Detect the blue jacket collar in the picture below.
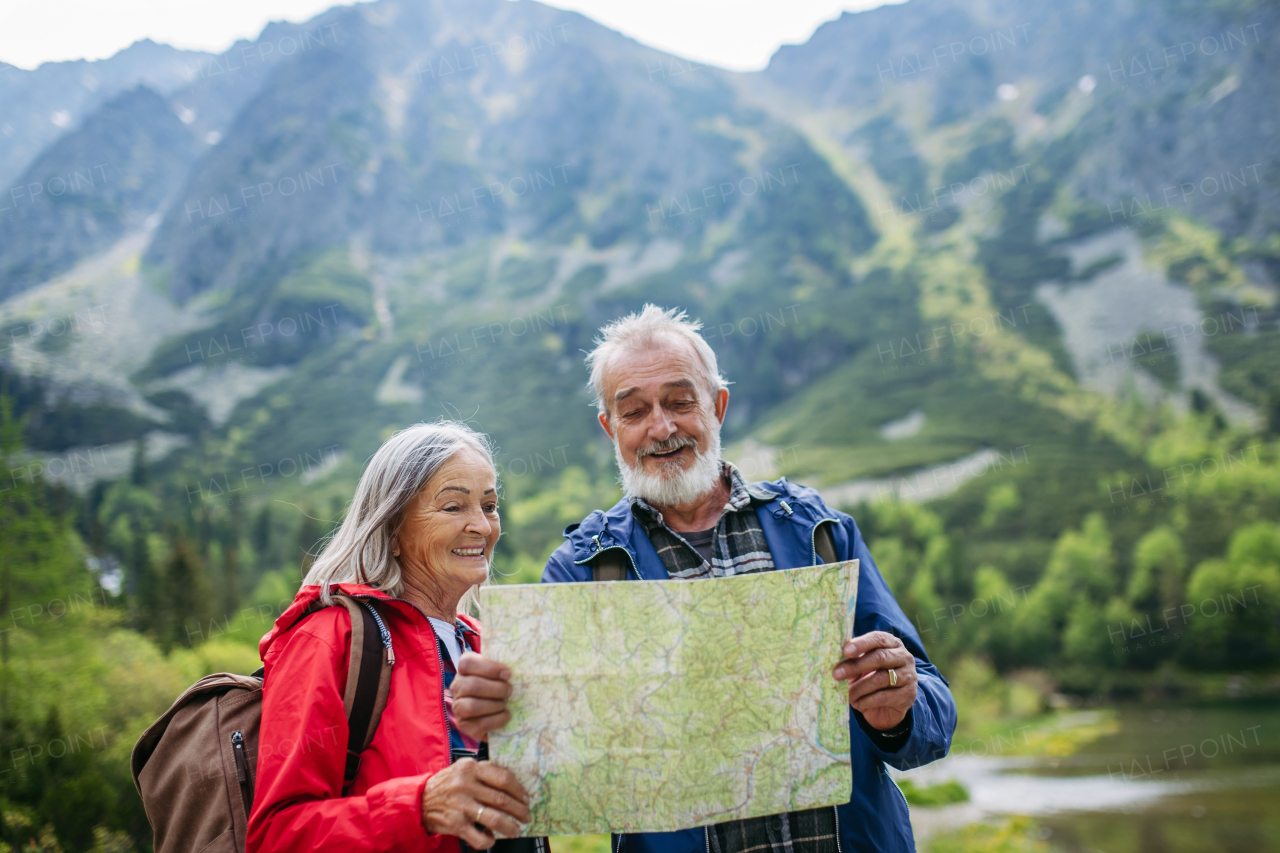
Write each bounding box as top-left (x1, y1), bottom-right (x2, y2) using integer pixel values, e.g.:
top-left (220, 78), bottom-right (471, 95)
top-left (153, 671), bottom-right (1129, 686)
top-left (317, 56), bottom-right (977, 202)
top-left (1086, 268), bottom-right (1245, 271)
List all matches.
top-left (561, 476), bottom-right (814, 570)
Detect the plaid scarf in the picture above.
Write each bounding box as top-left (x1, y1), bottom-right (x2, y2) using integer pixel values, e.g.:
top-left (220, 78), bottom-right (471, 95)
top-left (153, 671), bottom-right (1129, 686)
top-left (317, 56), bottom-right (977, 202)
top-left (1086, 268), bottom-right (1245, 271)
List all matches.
top-left (629, 461), bottom-right (839, 853)
top-left (629, 462), bottom-right (775, 580)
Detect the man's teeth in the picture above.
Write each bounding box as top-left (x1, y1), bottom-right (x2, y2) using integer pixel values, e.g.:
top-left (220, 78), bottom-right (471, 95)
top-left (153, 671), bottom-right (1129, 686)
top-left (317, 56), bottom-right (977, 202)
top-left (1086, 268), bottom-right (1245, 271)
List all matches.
top-left (452, 547), bottom-right (485, 556)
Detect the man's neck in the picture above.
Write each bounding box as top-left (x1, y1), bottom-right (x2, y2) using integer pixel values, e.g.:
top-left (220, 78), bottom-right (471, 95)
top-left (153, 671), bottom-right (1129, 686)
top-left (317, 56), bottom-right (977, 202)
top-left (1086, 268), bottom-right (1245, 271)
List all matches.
top-left (648, 475), bottom-right (731, 533)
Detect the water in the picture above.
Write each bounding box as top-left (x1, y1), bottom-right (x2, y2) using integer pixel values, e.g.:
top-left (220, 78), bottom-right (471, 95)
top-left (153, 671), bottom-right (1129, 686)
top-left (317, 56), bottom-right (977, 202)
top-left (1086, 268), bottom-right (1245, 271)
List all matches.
top-left (897, 700), bottom-right (1280, 852)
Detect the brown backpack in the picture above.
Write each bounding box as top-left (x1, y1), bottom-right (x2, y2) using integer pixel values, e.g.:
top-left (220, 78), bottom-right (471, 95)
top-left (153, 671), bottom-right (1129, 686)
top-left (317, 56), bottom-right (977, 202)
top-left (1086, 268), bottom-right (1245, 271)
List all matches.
top-left (130, 593), bottom-right (394, 853)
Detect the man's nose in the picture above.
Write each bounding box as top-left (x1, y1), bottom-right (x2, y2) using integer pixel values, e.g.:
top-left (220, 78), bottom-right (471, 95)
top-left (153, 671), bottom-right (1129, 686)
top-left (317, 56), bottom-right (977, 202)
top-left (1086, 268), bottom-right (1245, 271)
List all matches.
top-left (646, 407), bottom-right (678, 439)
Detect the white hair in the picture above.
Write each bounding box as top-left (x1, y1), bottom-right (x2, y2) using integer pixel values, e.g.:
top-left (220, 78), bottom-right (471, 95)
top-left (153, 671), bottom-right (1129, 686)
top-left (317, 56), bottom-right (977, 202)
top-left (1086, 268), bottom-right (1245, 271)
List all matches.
top-left (585, 304), bottom-right (728, 416)
top-left (614, 427), bottom-right (723, 506)
top-left (303, 421), bottom-right (495, 608)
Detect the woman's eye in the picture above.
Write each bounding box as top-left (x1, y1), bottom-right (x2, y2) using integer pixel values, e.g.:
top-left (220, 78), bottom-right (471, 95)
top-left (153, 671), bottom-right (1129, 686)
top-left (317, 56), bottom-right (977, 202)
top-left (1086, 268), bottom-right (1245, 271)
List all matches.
top-left (485, 504), bottom-right (498, 513)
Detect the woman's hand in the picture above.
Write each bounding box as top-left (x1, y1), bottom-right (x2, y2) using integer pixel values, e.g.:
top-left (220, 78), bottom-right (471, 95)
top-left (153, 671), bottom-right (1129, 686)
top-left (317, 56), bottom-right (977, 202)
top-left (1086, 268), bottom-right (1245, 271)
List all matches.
top-left (420, 757), bottom-right (530, 848)
top-left (450, 651), bottom-right (513, 741)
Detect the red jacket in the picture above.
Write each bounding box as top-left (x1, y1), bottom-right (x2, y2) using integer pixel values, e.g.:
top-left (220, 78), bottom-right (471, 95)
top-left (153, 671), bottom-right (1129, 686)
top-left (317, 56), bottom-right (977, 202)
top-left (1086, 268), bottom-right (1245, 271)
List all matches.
top-left (247, 583), bottom-right (479, 853)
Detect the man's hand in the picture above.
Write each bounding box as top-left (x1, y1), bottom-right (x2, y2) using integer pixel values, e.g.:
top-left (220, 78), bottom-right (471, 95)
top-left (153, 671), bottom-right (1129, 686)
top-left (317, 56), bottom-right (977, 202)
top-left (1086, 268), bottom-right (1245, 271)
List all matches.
top-left (450, 651), bottom-right (512, 741)
top-left (420, 757), bottom-right (530, 848)
top-left (832, 631), bottom-right (918, 731)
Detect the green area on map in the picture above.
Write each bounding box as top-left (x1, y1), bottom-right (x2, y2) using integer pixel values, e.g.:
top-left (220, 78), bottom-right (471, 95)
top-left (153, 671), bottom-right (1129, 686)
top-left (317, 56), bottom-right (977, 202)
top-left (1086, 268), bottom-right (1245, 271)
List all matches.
top-left (480, 560), bottom-right (859, 836)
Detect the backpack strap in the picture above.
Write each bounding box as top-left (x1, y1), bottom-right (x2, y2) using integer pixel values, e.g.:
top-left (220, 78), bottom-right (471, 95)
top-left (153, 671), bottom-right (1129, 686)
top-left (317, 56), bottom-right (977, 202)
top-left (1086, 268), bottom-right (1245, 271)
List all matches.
top-left (814, 521), bottom-right (838, 565)
top-left (591, 548), bottom-right (629, 582)
top-left (330, 594), bottom-right (393, 795)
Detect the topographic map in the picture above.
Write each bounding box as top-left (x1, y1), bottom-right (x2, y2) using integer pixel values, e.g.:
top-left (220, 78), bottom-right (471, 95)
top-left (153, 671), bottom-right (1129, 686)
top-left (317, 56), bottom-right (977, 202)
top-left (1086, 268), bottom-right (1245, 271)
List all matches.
top-left (480, 560), bottom-right (860, 836)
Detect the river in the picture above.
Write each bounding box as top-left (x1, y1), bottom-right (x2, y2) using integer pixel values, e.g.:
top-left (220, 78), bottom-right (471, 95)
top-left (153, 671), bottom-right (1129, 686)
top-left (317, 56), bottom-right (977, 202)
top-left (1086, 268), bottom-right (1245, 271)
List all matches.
top-left (896, 699), bottom-right (1280, 852)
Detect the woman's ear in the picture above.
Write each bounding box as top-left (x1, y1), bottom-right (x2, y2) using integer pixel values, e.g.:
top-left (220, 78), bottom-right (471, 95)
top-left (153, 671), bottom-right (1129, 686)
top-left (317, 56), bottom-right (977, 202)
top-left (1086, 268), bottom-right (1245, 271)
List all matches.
top-left (390, 536), bottom-right (401, 558)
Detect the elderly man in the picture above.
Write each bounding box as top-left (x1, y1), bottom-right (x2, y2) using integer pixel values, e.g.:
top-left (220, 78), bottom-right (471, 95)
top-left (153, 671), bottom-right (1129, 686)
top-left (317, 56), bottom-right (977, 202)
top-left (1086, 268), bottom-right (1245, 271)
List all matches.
top-left (455, 305), bottom-right (956, 853)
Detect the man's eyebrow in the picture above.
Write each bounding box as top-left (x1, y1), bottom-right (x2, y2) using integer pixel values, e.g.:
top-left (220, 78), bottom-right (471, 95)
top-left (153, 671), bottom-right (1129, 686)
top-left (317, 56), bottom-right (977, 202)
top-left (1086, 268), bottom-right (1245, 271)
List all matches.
top-left (613, 379), bottom-right (697, 404)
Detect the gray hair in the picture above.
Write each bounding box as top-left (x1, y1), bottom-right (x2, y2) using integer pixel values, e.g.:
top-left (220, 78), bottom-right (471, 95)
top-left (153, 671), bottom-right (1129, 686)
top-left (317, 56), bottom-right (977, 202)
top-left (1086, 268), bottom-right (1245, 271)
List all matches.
top-left (303, 421), bottom-right (496, 606)
top-left (585, 304), bottom-right (728, 415)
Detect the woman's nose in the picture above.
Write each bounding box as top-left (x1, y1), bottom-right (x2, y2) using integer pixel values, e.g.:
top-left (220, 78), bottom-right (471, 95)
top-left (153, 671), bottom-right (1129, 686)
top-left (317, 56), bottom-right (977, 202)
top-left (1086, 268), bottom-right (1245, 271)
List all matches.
top-left (464, 508), bottom-right (493, 533)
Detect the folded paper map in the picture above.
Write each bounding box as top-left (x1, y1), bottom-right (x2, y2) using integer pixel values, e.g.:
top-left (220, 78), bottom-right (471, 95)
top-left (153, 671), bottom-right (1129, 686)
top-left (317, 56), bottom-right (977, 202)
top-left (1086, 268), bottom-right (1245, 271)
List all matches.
top-left (480, 559), bottom-right (860, 836)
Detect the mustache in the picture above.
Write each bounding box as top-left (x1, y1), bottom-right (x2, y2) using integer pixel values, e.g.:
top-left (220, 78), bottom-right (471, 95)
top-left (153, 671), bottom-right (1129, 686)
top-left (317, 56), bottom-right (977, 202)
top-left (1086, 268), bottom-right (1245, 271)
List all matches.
top-left (635, 435), bottom-right (698, 462)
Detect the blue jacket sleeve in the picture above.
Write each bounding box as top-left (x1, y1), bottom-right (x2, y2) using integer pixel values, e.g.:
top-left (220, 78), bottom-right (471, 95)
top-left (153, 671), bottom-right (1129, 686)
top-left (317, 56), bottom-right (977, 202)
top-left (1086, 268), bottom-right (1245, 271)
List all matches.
top-left (839, 512), bottom-right (956, 771)
top-left (542, 539), bottom-right (589, 583)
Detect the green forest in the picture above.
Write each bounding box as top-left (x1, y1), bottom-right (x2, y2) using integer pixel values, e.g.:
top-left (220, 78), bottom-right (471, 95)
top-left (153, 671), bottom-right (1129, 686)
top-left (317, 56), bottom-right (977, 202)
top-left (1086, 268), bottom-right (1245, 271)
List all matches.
top-left (1, 360), bottom-right (1277, 850)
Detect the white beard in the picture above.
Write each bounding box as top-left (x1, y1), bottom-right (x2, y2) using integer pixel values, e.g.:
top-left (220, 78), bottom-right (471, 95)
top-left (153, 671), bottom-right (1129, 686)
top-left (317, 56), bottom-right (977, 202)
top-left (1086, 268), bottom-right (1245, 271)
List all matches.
top-left (615, 427), bottom-right (723, 507)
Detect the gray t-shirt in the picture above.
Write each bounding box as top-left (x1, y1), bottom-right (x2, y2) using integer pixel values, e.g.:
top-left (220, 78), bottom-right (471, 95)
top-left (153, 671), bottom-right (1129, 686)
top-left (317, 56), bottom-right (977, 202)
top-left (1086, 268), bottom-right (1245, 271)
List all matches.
top-left (680, 527), bottom-right (717, 564)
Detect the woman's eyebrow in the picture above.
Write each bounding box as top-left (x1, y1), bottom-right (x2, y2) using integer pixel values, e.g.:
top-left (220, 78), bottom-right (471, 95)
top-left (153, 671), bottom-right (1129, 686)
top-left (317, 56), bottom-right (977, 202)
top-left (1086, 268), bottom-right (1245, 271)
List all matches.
top-left (436, 486), bottom-right (470, 497)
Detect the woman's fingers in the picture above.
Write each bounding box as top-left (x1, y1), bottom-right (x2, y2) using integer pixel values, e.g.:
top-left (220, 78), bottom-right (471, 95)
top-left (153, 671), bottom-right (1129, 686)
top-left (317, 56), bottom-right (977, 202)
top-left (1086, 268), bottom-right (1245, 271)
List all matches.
top-left (451, 655), bottom-right (514, 739)
top-left (474, 792), bottom-right (529, 839)
top-left (453, 696), bottom-right (509, 718)
top-left (476, 761), bottom-right (531, 813)
top-left (455, 710), bottom-right (511, 742)
top-left (451, 672), bottom-right (514, 701)
top-left (421, 758), bottom-right (530, 845)
top-left (457, 651), bottom-right (511, 681)
top-left (456, 815), bottom-right (497, 851)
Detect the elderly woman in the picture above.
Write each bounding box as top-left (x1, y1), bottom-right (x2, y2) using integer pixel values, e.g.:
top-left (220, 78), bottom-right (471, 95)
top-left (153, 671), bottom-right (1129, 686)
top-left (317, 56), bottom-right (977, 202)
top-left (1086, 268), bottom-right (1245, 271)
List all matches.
top-left (247, 422), bottom-right (530, 853)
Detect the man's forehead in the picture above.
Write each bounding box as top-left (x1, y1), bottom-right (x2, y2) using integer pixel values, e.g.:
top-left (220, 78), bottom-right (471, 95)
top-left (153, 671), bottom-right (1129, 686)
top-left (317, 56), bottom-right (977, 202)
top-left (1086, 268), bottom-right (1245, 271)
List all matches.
top-left (603, 338), bottom-right (702, 391)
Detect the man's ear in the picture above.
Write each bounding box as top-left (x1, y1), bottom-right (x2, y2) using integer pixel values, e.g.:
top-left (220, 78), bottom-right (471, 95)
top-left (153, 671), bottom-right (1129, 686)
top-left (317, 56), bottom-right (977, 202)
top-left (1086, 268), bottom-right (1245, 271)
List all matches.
top-left (714, 387), bottom-right (730, 424)
top-left (598, 411), bottom-right (616, 440)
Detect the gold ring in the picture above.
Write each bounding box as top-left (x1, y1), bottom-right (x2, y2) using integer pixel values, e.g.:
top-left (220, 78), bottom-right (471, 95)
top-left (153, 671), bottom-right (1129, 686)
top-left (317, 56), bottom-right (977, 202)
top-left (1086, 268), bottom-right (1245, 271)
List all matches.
top-left (476, 806), bottom-right (486, 824)
top-left (888, 668), bottom-right (898, 687)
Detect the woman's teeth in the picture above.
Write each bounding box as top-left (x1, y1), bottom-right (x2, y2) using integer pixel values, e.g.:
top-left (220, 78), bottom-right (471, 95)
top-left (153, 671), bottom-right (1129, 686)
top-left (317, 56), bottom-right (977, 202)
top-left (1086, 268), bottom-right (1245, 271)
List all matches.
top-left (452, 547), bottom-right (486, 556)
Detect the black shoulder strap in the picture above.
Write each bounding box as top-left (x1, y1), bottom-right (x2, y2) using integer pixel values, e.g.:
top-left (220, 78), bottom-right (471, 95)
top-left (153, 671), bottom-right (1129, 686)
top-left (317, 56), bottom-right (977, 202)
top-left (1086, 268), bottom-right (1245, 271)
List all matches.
top-left (332, 595), bottom-right (392, 794)
top-left (814, 521), bottom-right (838, 564)
top-left (591, 549), bottom-right (628, 582)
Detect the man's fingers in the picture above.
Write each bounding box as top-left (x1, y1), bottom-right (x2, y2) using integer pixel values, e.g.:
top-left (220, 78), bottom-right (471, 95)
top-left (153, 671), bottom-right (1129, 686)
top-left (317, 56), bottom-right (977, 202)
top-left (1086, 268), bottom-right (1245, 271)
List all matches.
top-left (451, 673), bottom-right (514, 701)
top-left (846, 667), bottom-right (914, 703)
top-left (476, 760), bottom-right (531, 807)
top-left (457, 650), bottom-right (511, 680)
top-left (833, 645), bottom-right (913, 681)
top-left (841, 630), bottom-right (902, 661)
top-left (852, 681), bottom-right (917, 712)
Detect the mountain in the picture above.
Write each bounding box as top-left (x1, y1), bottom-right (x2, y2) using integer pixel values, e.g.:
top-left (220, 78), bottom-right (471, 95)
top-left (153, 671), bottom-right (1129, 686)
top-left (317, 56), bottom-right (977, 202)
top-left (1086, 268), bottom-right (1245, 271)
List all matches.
top-left (0, 86), bottom-right (202, 299)
top-left (0, 39), bottom-right (214, 188)
top-left (0, 0), bottom-right (1276, 637)
top-left (1, 4), bottom-right (1279, 847)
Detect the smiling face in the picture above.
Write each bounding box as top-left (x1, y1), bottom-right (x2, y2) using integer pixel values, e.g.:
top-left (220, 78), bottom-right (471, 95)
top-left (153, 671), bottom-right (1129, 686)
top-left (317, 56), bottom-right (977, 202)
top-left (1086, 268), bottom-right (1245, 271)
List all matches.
top-left (598, 335), bottom-right (728, 506)
top-left (392, 446), bottom-right (499, 610)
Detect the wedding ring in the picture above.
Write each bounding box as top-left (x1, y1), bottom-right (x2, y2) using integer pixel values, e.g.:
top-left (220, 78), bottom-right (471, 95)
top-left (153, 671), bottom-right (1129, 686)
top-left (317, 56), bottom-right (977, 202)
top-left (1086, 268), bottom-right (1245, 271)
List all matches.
top-left (888, 668), bottom-right (898, 687)
top-left (476, 806), bottom-right (486, 824)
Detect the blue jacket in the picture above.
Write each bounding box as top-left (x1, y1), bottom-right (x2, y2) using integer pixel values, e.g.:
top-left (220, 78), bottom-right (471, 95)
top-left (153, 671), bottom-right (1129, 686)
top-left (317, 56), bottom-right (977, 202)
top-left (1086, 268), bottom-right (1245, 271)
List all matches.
top-left (542, 476), bottom-right (956, 853)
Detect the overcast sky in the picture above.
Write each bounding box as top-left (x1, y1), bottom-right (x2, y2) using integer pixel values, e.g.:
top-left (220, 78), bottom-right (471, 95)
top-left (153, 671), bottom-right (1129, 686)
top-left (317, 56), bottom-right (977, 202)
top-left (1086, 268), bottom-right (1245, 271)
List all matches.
top-left (0, 0), bottom-right (897, 72)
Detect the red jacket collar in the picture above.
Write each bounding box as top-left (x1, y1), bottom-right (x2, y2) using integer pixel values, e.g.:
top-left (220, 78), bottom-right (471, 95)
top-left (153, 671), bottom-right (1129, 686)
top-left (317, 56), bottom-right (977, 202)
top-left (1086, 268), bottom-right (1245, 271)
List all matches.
top-left (259, 583), bottom-right (483, 660)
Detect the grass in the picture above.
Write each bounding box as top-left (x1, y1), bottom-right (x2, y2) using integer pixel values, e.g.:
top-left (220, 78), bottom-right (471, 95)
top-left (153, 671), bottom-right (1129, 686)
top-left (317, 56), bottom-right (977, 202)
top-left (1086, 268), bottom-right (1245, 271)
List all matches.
top-left (900, 779), bottom-right (971, 806)
top-left (549, 835), bottom-right (611, 853)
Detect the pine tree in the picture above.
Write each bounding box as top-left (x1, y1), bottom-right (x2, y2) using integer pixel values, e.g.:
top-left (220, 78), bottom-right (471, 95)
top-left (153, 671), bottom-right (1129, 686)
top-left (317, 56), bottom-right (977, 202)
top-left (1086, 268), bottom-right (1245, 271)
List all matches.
top-left (162, 532), bottom-right (212, 651)
top-left (252, 504), bottom-right (273, 571)
top-left (297, 511), bottom-right (321, 580)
